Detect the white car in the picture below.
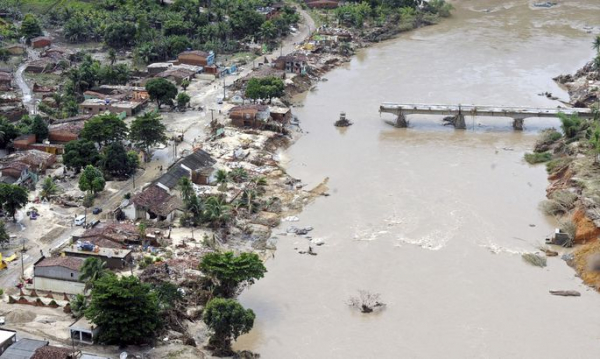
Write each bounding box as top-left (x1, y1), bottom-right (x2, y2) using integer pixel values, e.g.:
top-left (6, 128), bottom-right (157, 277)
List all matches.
top-left (74, 215), bottom-right (86, 226)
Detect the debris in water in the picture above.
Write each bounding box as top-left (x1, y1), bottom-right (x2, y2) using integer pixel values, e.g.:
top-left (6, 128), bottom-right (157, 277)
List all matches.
top-left (549, 290), bottom-right (581, 297)
top-left (347, 290), bottom-right (386, 313)
top-left (335, 112), bottom-right (353, 127)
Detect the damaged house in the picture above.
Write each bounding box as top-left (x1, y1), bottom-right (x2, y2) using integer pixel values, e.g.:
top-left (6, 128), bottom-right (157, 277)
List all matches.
top-left (123, 185), bottom-right (183, 222)
top-left (156, 149), bottom-right (217, 192)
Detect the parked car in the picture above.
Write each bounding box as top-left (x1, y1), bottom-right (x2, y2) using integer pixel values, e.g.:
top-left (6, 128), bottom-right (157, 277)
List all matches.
top-left (92, 207), bottom-right (102, 215)
top-left (74, 215), bottom-right (86, 226)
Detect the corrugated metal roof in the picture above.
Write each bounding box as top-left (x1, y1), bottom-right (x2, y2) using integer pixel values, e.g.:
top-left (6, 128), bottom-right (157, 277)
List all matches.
top-left (0, 338), bottom-right (48, 359)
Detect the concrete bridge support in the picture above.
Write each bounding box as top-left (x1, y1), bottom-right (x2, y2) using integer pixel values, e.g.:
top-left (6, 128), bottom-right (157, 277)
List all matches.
top-left (395, 113), bottom-right (408, 128)
top-left (454, 114), bottom-right (466, 130)
top-left (513, 118), bottom-right (524, 131)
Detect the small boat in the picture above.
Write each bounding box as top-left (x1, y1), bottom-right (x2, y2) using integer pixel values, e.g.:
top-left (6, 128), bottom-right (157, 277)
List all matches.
top-left (334, 112), bottom-right (353, 127)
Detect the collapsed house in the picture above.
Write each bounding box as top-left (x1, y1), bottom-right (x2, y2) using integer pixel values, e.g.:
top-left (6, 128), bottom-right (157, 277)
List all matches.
top-left (123, 185), bottom-right (182, 222)
top-left (0, 149), bottom-right (56, 185)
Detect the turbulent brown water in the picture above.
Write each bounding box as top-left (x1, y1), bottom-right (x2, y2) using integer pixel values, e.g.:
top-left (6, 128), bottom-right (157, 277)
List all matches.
top-left (236, 1), bottom-right (600, 357)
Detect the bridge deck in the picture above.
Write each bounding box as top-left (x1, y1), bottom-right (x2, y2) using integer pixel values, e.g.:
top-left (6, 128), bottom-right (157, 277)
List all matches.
top-left (380, 103), bottom-right (594, 118)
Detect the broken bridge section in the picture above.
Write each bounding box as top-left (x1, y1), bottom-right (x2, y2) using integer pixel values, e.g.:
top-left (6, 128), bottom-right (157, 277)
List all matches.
top-left (379, 103), bottom-right (594, 130)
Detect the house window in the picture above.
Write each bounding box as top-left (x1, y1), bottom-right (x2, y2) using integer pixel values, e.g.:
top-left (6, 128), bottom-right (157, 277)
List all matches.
top-left (71, 273), bottom-right (73, 277)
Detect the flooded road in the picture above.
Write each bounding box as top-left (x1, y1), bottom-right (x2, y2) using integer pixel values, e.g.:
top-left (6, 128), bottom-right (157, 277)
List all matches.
top-left (237, 1), bottom-right (600, 358)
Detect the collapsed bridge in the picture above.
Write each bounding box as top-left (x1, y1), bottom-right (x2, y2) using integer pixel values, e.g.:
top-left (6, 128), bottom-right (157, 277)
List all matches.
top-left (379, 103), bottom-right (595, 130)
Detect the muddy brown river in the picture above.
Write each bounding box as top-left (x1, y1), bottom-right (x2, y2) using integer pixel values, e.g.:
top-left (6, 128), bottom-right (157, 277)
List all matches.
top-left (236, 1), bottom-right (600, 357)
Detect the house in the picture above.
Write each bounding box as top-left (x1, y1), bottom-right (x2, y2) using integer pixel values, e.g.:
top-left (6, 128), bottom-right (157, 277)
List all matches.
top-left (0, 330), bottom-right (16, 356)
top-left (48, 121), bottom-right (85, 143)
top-left (25, 58), bottom-right (56, 73)
top-left (0, 161), bottom-right (32, 185)
top-left (156, 150), bottom-right (216, 191)
top-left (269, 106), bottom-right (292, 124)
top-left (155, 68), bottom-right (196, 85)
top-left (0, 72), bottom-right (11, 91)
top-left (147, 62), bottom-right (173, 75)
top-left (94, 85), bottom-right (150, 101)
top-left (70, 317), bottom-right (100, 345)
top-left (79, 99), bottom-right (145, 117)
top-left (0, 338), bottom-right (48, 359)
top-left (2, 44), bottom-right (26, 55)
top-left (124, 185), bottom-right (182, 222)
top-left (177, 50), bottom-right (215, 67)
top-left (274, 54), bottom-right (308, 74)
top-left (76, 223), bottom-right (142, 247)
top-left (305, 0), bottom-right (339, 8)
top-left (0, 105), bottom-right (27, 122)
top-left (33, 256), bottom-right (85, 295)
top-left (42, 47), bottom-right (74, 61)
top-left (63, 243), bottom-right (132, 269)
top-left (229, 104), bottom-right (270, 128)
top-left (27, 142), bottom-right (64, 155)
top-left (12, 134), bottom-right (36, 150)
top-left (3, 149), bottom-right (56, 172)
top-left (31, 36), bottom-right (52, 48)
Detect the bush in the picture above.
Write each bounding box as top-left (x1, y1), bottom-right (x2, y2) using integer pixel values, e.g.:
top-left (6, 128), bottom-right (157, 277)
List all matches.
top-left (524, 152), bottom-right (552, 164)
top-left (552, 190), bottom-right (578, 210)
top-left (546, 157), bottom-right (572, 174)
top-left (522, 253), bottom-right (547, 267)
top-left (539, 200), bottom-right (566, 216)
top-left (559, 219), bottom-right (577, 247)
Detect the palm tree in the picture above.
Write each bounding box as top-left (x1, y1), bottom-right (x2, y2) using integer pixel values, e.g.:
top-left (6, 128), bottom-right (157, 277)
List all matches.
top-left (215, 169), bottom-right (229, 192)
top-left (178, 177), bottom-right (194, 204)
top-left (79, 257), bottom-right (107, 292)
top-left (203, 196), bottom-right (231, 228)
top-left (593, 35), bottom-right (600, 54)
top-left (70, 293), bottom-right (88, 318)
top-left (108, 48), bottom-right (117, 66)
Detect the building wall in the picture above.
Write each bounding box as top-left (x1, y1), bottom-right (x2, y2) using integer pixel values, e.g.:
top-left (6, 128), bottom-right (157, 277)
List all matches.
top-left (32, 39), bottom-right (51, 48)
top-left (178, 54), bottom-right (208, 66)
top-left (34, 277), bottom-right (85, 295)
top-left (48, 130), bottom-right (78, 143)
top-left (34, 266), bottom-right (81, 282)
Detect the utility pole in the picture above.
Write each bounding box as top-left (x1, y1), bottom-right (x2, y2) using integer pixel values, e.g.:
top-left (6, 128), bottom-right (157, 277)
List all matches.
top-left (209, 109), bottom-right (215, 121)
top-left (132, 171), bottom-right (136, 189)
top-left (222, 75), bottom-right (226, 100)
top-left (20, 239), bottom-right (25, 278)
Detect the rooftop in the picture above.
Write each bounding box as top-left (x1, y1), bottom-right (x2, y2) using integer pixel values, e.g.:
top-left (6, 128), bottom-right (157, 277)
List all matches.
top-left (31, 346), bottom-right (76, 359)
top-left (70, 316), bottom-right (97, 331)
top-left (131, 185), bottom-right (182, 216)
top-left (63, 245), bottom-right (132, 259)
top-left (0, 329), bottom-right (15, 345)
top-left (0, 338), bottom-right (48, 359)
top-left (180, 150), bottom-right (216, 171)
top-left (156, 166), bottom-right (189, 189)
top-left (179, 50), bottom-right (211, 58)
top-left (35, 256), bottom-right (84, 272)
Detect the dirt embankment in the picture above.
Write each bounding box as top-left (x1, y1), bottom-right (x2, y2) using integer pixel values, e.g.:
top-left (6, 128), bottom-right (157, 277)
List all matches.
top-left (545, 60), bottom-right (600, 289)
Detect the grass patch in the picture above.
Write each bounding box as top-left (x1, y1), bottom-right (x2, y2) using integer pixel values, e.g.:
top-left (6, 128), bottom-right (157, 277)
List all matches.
top-left (558, 219), bottom-right (576, 247)
top-left (24, 72), bottom-right (62, 87)
top-left (546, 157), bottom-right (573, 174)
top-left (524, 151), bottom-right (552, 164)
top-left (522, 253), bottom-right (547, 268)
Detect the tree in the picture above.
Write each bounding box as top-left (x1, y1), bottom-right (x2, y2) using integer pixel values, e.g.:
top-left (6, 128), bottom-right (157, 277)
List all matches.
top-left (129, 111), bottom-right (168, 156)
top-left (176, 92), bottom-right (190, 110)
top-left (178, 177), bottom-right (194, 204)
top-left (108, 48), bottom-right (117, 66)
top-left (199, 251), bottom-right (266, 297)
top-left (592, 35), bottom-right (600, 53)
top-left (203, 196), bottom-right (230, 229)
top-left (85, 275), bottom-right (161, 345)
top-left (20, 13), bottom-right (43, 40)
top-left (146, 78), bottom-right (178, 108)
top-left (0, 184), bottom-right (29, 222)
top-left (78, 165), bottom-right (105, 195)
top-left (229, 168), bottom-right (248, 183)
top-left (203, 298), bottom-right (255, 356)
top-left (104, 22), bottom-right (137, 48)
top-left (181, 79), bottom-right (190, 91)
top-left (0, 220), bottom-right (9, 247)
top-left (40, 177), bottom-right (58, 200)
top-left (0, 118), bottom-right (20, 148)
top-left (63, 140), bottom-right (101, 173)
top-left (79, 257), bottom-right (106, 292)
top-left (99, 143), bottom-right (138, 178)
top-left (70, 294), bottom-right (88, 318)
top-left (80, 114), bottom-right (128, 147)
top-left (215, 169), bottom-right (228, 192)
top-left (31, 115), bottom-right (48, 142)
top-left (245, 77), bottom-right (284, 102)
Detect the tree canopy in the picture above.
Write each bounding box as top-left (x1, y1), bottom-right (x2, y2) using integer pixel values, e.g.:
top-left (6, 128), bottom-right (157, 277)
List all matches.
top-left (245, 77), bottom-right (284, 102)
top-left (146, 78), bottom-right (178, 108)
top-left (99, 143), bottom-right (138, 178)
top-left (78, 165), bottom-right (106, 195)
top-left (199, 251), bottom-right (266, 297)
top-left (31, 115), bottom-right (48, 142)
top-left (20, 13), bottom-right (43, 40)
top-left (203, 298), bottom-right (255, 356)
top-left (80, 114), bottom-right (128, 147)
top-left (63, 140), bottom-right (101, 173)
top-left (86, 275), bottom-right (161, 345)
top-left (129, 111), bottom-right (168, 155)
top-left (0, 184), bottom-right (29, 222)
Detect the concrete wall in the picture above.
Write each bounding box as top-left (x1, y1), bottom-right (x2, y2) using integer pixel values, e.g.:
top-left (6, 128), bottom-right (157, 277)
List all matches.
top-left (34, 266), bottom-right (81, 282)
top-left (34, 277), bottom-right (85, 295)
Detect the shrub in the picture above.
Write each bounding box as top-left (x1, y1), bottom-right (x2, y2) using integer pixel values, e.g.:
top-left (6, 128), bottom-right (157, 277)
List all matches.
top-left (559, 219), bottom-right (577, 247)
top-left (539, 200), bottom-right (567, 216)
top-left (552, 190), bottom-right (578, 210)
top-left (524, 152), bottom-right (552, 164)
top-left (546, 157), bottom-right (572, 174)
top-left (82, 193), bottom-right (95, 208)
top-left (522, 253), bottom-right (547, 267)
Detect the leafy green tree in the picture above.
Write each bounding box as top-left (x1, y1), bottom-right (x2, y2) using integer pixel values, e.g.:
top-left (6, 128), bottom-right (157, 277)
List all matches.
top-left (146, 78), bottom-right (178, 108)
top-left (181, 79), bottom-right (190, 91)
top-left (0, 118), bottom-right (20, 148)
top-left (176, 92), bottom-right (190, 110)
top-left (199, 251), bottom-right (266, 297)
top-left (178, 177), bottom-right (194, 204)
top-left (104, 22), bottom-right (137, 48)
top-left (203, 298), bottom-right (255, 356)
top-left (79, 257), bottom-right (107, 292)
top-left (70, 294), bottom-right (88, 318)
top-left (129, 111), bottom-right (168, 156)
top-left (215, 169), bottom-right (228, 192)
top-left (63, 140), bottom-right (101, 173)
top-left (108, 48), bottom-right (117, 66)
top-left (260, 20), bottom-right (277, 41)
top-left (20, 13), bottom-right (43, 40)
top-left (99, 143), bottom-right (138, 178)
top-left (31, 115), bottom-right (48, 142)
top-left (0, 184), bottom-right (29, 222)
top-left (40, 177), bottom-right (58, 200)
top-left (80, 114), bottom-right (128, 147)
top-left (245, 77), bottom-right (284, 102)
top-left (85, 275), bottom-right (161, 345)
top-left (0, 220), bottom-right (9, 246)
top-left (78, 165), bottom-right (106, 195)
top-left (558, 113), bottom-right (583, 139)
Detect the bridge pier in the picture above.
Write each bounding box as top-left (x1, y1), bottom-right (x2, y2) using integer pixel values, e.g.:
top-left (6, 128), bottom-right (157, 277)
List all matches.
top-left (512, 118), bottom-right (524, 131)
top-left (395, 113), bottom-right (408, 128)
top-left (454, 114), bottom-right (466, 130)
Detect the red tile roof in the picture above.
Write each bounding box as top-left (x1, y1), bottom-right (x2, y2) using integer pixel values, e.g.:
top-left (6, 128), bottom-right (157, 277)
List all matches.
top-left (36, 257), bottom-right (84, 271)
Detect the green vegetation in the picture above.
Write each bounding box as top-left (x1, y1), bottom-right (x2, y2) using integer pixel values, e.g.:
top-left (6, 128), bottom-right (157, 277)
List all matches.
top-left (199, 251), bottom-right (266, 298)
top-left (86, 275), bottom-right (161, 345)
top-left (20, 13), bottom-right (42, 40)
top-left (245, 76), bottom-right (285, 102)
top-left (70, 293), bottom-right (88, 318)
top-left (540, 190), bottom-right (578, 216)
top-left (80, 113), bottom-right (128, 148)
top-left (0, 184), bottom-right (29, 222)
top-left (524, 152), bottom-right (552, 164)
top-left (98, 142), bottom-right (138, 178)
top-left (40, 177), bottom-right (58, 200)
top-left (146, 78), bottom-right (178, 108)
top-left (129, 111), bottom-right (168, 157)
top-left (203, 298), bottom-right (255, 356)
top-left (63, 140), bottom-right (101, 173)
top-left (79, 257), bottom-right (107, 292)
top-left (0, 220), bottom-right (9, 246)
top-left (78, 165), bottom-right (106, 195)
